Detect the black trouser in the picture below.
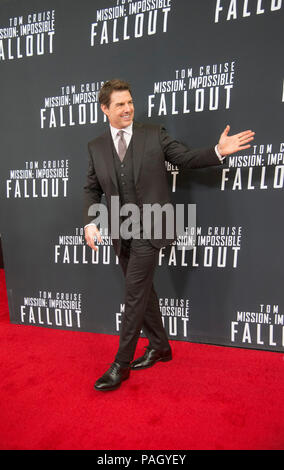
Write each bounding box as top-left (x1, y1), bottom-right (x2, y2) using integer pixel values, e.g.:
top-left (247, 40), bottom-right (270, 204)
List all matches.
top-left (114, 238), bottom-right (170, 365)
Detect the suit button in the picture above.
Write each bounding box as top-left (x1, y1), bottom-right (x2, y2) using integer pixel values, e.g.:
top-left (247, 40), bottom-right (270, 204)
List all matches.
top-left (121, 173), bottom-right (124, 177)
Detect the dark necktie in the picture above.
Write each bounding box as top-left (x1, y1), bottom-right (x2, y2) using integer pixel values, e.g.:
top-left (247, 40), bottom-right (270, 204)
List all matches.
top-left (117, 130), bottom-right (127, 161)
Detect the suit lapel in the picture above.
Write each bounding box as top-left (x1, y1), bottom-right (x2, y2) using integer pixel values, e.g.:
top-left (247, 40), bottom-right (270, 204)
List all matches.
top-left (132, 121), bottom-right (146, 184)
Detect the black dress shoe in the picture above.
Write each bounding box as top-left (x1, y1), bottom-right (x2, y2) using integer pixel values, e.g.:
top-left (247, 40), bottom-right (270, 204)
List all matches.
top-left (94, 362), bottom-right (130, 391)
top-left (130, 347), bottom-right (172, 370)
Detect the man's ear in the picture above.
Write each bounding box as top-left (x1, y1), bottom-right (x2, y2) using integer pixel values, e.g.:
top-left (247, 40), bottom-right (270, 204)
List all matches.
top-left (100, 104), bottom-right (109, 117)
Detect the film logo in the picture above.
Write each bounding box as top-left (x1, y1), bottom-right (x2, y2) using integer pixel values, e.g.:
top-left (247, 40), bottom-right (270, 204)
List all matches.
top-left (40, 82), bottom-right (105, 129)
top-left (20, 289), bottom-right (82, 329)
top-left (6, 159), bottom-right (69, 199)
top-left (231, 303), bottom-right (284, 349)
top-left (90, 0), bottom-right (172, 46)
top-left (0, 10), bottom-right (55, 61)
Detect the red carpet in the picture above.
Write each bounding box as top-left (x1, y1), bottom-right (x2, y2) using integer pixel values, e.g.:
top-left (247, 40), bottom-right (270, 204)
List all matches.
top-left (0, 268), bottom-right (283, 450)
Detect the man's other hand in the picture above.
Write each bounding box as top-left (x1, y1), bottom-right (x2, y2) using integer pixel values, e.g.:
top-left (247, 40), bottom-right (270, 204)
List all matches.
top-left (84, 224), bottom-right (102, 251)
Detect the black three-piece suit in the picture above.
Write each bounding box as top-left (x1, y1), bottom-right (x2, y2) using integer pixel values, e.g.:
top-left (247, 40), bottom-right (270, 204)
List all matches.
top-left (83, 121), bottom-right (221, 365)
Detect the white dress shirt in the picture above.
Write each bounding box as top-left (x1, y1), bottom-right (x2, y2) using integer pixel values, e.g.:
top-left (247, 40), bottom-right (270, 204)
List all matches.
top-left (110, 123), bottom-right (133, 153)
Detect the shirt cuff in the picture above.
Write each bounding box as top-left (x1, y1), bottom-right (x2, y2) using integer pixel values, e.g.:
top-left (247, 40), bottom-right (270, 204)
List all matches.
top-left (84, 223), bottom-right (96, 229)
top-left (215, 144), bottom-right (226, 162)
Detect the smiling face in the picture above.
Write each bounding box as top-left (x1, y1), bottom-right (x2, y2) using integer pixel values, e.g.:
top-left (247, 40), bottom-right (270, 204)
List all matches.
top-left (101, 90), bottom-right (134, 129)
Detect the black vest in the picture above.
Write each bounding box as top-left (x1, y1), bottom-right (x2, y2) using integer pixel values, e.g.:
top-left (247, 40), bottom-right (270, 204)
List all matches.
top-left (112, 139), bottom-right (142, 238)
top-left (112, 138), bottom-right (138, 206)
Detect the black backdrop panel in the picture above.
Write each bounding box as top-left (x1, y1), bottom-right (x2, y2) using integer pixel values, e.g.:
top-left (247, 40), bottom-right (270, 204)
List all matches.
top-left (0, 0), bottom-right (283, 351)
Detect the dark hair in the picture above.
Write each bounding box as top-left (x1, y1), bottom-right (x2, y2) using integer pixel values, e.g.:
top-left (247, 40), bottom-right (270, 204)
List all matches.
top-left (99, 79), bottom-right (132, 108)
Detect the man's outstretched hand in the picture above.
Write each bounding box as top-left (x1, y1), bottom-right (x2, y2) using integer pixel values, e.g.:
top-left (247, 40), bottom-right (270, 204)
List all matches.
top-left (217, 125), bottom-right (255, 157)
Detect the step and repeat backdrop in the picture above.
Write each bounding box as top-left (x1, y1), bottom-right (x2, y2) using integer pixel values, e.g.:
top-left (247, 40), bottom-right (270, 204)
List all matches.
top-left (0, 0), bottom-right (283, 351)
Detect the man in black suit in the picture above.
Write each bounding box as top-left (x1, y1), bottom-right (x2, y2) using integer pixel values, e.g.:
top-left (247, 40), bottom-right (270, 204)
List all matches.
top-left (84, 79), bottom-right (254, 391)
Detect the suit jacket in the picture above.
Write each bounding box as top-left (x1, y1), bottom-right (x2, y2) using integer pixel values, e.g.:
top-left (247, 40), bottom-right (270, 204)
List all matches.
top-left (83, 121), bottom-right (221, 255)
